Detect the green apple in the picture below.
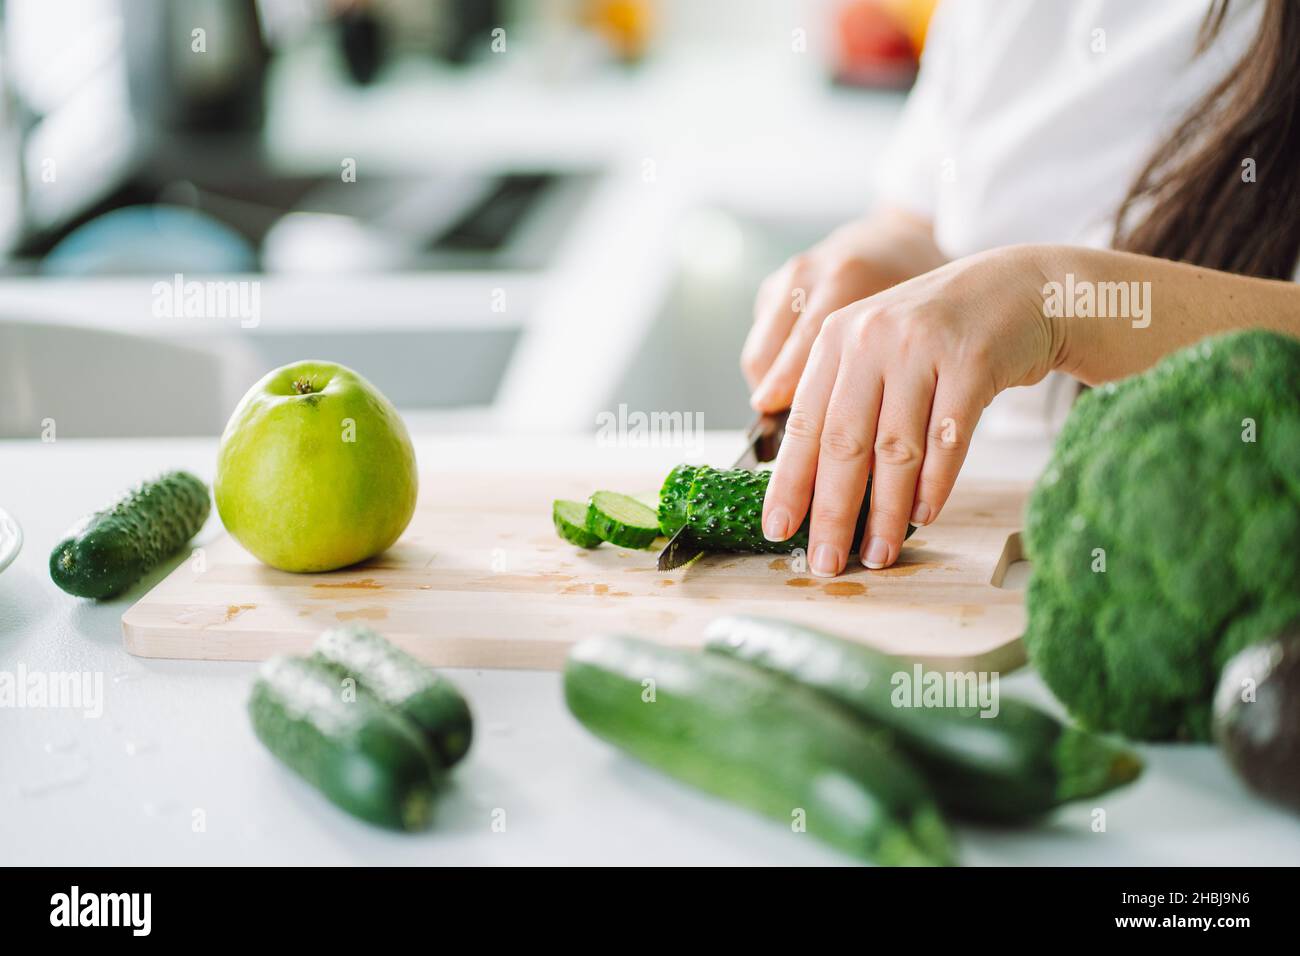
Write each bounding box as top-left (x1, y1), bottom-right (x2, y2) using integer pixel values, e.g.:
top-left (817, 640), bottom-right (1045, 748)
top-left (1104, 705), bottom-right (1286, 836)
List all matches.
top-left (215, 361), bottom-right (418, 573)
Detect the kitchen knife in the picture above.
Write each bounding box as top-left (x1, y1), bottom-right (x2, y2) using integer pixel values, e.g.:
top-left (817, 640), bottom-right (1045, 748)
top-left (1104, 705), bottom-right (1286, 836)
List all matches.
top-left (656, 411), bottom-right (789, 571)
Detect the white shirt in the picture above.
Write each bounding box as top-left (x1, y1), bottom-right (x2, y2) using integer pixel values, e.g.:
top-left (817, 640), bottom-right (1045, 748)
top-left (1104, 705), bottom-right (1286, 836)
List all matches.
top-left (877, 0), bottom-right (1264, 257)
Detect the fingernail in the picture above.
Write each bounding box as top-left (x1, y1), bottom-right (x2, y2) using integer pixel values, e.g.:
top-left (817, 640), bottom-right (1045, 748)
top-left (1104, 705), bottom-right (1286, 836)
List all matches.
top-left (863, 536), bottom-right (889, 569)
top-left (811, 544), bottom-right (841, 577)
top-left (911, 502), bottom-right (932, 525)
top-left (763, 509), bottom-right (790, 541)
top-left (750, 386), bottom-right (771, 410)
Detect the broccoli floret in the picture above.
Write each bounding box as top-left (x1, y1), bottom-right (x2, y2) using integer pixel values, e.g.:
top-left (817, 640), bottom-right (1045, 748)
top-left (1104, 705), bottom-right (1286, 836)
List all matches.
top-left (1024, 329), bottom-right (1300, 740)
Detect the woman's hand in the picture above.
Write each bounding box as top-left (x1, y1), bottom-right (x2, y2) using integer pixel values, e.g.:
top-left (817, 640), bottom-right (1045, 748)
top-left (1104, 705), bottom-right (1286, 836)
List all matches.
top-left (761, 245), bottom-right (1058, 575)
top-left (742, 209), bottom-right (947, 412)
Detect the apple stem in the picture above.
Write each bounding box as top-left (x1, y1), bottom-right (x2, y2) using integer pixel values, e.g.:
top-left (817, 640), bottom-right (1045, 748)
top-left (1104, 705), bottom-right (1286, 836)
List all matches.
top-left (292, 377), bottom-right (317, 395)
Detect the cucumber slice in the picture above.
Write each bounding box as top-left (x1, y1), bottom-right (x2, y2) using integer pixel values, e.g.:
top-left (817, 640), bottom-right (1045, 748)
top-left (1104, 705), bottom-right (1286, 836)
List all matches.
top-left (554, 500), bottom-right (603, 548)
top-left (586, 491), bottom-right (661, 549)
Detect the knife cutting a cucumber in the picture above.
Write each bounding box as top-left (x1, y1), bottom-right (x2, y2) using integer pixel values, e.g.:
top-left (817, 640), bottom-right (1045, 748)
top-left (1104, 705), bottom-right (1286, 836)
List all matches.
top-left (566, 0), bottom-right (1300, 578)
top-left (556, 410), bottom-right (912, 571)
top-left (733, 0), bottom-right (1300, 578)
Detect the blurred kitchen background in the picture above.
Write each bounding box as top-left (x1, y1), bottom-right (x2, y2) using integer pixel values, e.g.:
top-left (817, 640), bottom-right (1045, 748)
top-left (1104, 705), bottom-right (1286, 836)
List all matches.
top-left (0, 0), bottom-right (938, 438)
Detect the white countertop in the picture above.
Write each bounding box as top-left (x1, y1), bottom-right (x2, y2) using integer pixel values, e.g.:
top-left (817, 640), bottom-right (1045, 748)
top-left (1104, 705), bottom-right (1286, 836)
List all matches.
top-left (2, 429), bottom-right (1296, 865)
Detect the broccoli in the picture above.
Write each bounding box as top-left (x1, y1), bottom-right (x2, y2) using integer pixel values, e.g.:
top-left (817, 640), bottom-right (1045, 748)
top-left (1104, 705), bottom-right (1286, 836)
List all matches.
top-left (1023, 329), bottom-right (1300, 741)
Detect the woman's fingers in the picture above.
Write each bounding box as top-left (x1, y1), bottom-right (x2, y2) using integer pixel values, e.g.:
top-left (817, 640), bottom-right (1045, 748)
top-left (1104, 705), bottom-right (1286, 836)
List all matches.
top-left (760, 322), bottom-right (843, 546)
top-left (750, 290), bottom-right (841, 412)
top-left (806, 349), bottom-right (884, 576)
top-left (740, 270), bottom-right (801, 390)
top-left (746, 246), bottom-right (1046, 574)
top-left (911, 374), bottom-right (986, 526)
top-left (861, 361), bottom-right (936, 569)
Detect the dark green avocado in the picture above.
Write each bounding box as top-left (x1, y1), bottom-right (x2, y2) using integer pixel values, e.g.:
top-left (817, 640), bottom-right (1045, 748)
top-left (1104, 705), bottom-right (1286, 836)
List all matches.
top-left (1214, 629), bottom-right (1300, 813)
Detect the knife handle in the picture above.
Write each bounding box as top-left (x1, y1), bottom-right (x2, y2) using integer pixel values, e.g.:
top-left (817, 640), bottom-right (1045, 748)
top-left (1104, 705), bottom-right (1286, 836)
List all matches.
top-left (751, 410), bottom-right (789, 463)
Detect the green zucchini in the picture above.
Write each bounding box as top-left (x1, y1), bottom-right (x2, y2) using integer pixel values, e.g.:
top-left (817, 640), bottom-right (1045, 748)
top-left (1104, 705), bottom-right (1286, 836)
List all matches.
top-left (50, 470), bottom-right (210, 599)
top-left (704, 616), bottom-right (1143, 823)
top-left (586, 491), bottom-right (660, 549)
top-left (313, 625), bottom-right (473, 768)
top-left (676, 466), bottom-right (914, 555)
top-left (564, 635), bottom-right (956, 865)
top-left (553, 499), bottom-right (603, 548)
top-left (248, 654), bottom-right (441, 831)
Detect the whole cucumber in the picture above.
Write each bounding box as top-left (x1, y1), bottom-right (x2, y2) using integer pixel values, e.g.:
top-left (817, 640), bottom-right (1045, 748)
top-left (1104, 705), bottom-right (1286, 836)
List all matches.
top-left (50, 470), bottom-right (210, 599)
top-left (314, 625), bottom-right (473, 768)
top-left (248, 655), bottom-right (441, 831)
top-left (564, 635), bottom-right (956, 865)
top-left (678, 467), bottom-right (913, 555)
top-left (705, 616), bottom-right (1143, 823)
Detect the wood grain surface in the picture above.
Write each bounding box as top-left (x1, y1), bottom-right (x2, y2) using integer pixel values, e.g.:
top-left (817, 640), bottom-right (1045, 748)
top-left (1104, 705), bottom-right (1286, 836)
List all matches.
top-left (122, 471), bottom-right (1032, 671)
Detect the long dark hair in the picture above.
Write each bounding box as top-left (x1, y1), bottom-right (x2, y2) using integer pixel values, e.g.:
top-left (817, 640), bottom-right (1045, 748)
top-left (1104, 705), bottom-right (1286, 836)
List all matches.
top-left (1113, 0), bottom-right (1300, 279)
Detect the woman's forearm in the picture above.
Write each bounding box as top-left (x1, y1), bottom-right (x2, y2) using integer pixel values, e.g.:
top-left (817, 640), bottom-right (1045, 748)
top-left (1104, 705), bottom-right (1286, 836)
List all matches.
top-left (1030, 244), bottom-right (1300, 384)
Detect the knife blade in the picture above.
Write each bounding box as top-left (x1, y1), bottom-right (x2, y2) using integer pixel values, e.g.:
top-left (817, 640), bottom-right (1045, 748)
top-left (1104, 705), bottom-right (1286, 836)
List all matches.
top-left (656, 411), bottom-right (789, 571)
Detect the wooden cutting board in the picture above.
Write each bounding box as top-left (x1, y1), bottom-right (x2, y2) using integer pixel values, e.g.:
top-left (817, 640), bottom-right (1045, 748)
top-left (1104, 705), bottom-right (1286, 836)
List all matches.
top-left (122, 471), bottom-right (1031, 671)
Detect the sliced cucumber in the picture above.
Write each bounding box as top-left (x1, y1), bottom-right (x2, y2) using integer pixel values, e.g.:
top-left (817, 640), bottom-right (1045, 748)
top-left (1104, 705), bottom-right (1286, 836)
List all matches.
top-left (671, 465), bottom-right (916, 556)
top-left (657, 464), bottom-right (698, 536)
top-left (553, 499), bottom-right (603, 548)
top-left (586, 491), bottom-right (660, 549)
top-left (632, 489), bottom-right (660, 513)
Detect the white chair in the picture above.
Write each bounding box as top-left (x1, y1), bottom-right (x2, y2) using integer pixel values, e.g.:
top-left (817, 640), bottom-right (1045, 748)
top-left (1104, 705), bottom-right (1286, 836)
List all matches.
top-left (0, 319), bottom-right (261, 439)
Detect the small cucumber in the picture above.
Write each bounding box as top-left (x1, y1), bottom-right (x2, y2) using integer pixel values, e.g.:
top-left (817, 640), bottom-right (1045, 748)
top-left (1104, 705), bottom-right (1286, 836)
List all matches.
top-left (704, 616), bottom-right (1143, 823)
top-left (50, 470), bottom-right (210, 599)
top-left (665, 466), bottom-right (914, 556)
top-left (248, 655), bottom-right (441, 831)
top-left (585, 491), bottom-right (660, 549)
top-left (314, 625), bottom-right (473, 768)
top-left (564, 635), bottom-right (956, 865)
top-left (553, 499), bottom-right (603, 548)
